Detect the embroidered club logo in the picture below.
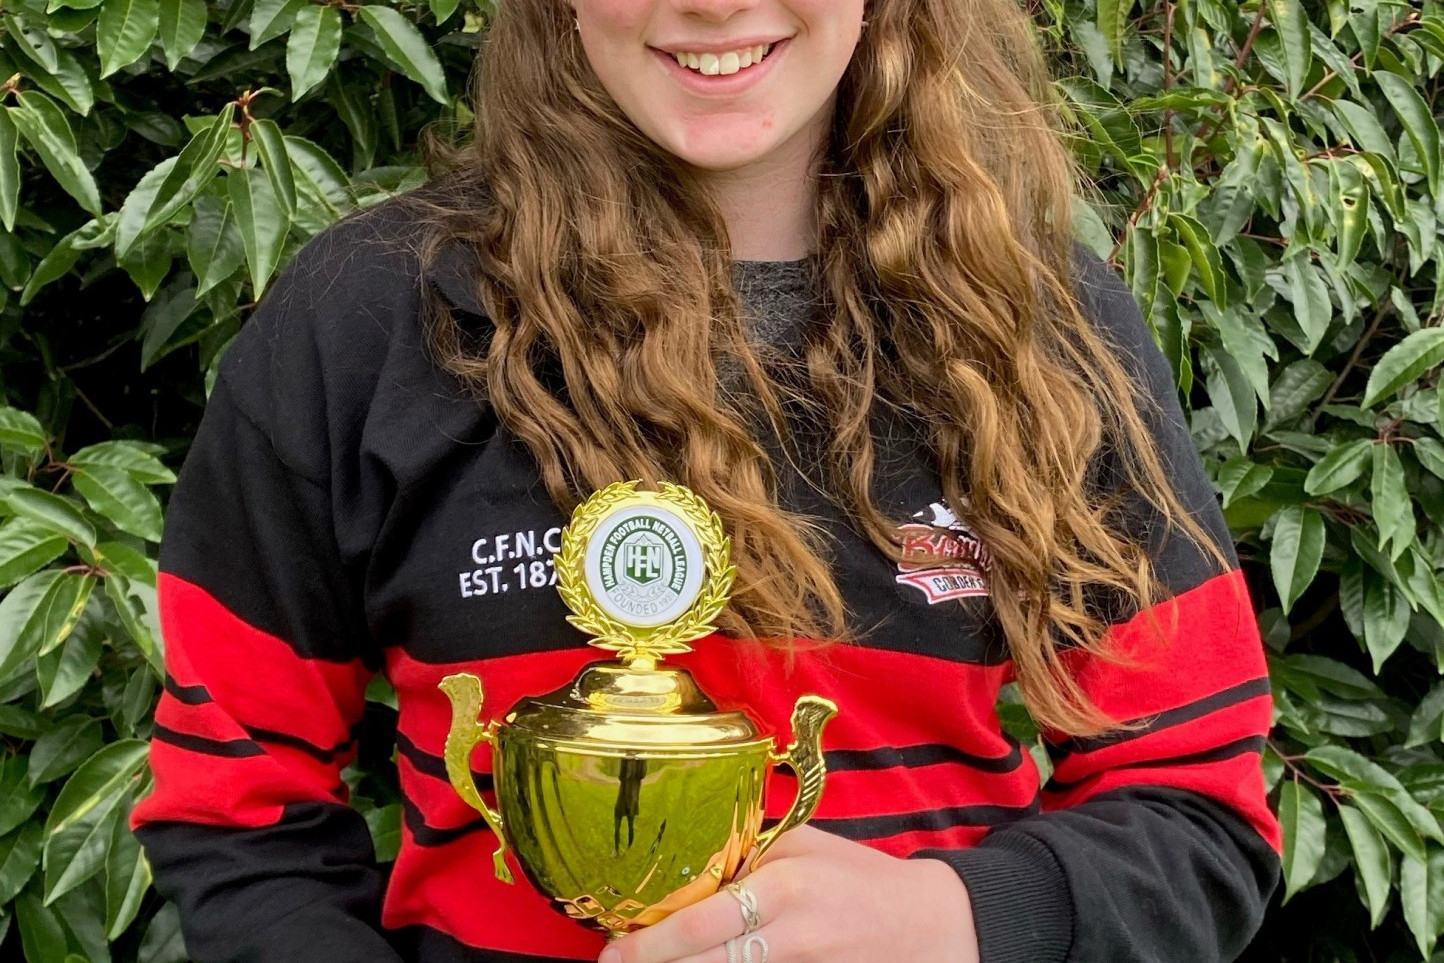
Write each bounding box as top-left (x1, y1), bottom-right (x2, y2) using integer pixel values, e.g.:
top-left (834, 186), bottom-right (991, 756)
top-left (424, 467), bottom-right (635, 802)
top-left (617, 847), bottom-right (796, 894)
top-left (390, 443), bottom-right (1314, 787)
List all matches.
top-left (589, 509), bottom-right (702, 626)
top-left (895, 502), bottom-right (991, 604)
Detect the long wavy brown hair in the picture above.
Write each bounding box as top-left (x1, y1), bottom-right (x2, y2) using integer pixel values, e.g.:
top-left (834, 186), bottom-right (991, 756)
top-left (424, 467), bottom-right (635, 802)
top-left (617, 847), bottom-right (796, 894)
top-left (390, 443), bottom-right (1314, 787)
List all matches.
top-left (411, 0), bottom-right (1227, 736)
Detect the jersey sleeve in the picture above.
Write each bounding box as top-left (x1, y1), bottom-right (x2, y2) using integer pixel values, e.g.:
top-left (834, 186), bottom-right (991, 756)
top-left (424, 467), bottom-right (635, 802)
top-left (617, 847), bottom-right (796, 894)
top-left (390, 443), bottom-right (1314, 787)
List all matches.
top-left (914, 250), bottom-right (1282, 963)
top-left (129, 214), bottom-right (416, 962)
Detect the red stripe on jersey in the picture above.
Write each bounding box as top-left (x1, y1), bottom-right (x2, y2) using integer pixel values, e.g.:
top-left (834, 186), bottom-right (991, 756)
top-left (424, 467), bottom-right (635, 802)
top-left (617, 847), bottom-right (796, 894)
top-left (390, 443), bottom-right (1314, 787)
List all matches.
top-left (383, 825), bottom-right (605, 960)
top-left (862, 825), bottom-right (992, 858)
top-left (1049, 696), bottom-right (1273, 785)
top-left (132, 575), bottom-right (371, 832)
top-left (1056, 569), bottom-right (1265, 724)
top-left (133, 739), bottom-right (340, 829)
top-left (156, 573), bottom-right (372, 751)
top-left (1045, 751), bottom-right (1282, 852)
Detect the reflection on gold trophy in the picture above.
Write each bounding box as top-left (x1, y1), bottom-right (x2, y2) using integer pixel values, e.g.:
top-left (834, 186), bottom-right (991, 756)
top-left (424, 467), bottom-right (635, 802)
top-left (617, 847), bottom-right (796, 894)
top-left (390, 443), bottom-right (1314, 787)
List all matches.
top-left (439, 481), bottom-right (838, 937)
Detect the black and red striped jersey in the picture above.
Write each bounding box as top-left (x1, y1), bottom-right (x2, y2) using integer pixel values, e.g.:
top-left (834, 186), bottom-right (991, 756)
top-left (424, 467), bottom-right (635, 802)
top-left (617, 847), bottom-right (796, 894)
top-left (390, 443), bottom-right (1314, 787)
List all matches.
top-left (130, 199), bottom-right (1281, 963)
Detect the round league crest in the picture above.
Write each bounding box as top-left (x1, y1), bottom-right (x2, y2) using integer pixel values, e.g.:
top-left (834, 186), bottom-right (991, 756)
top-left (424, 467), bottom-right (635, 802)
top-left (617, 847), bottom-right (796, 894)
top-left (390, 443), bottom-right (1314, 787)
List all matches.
top-left (556, 482), bottom-right (736, 664)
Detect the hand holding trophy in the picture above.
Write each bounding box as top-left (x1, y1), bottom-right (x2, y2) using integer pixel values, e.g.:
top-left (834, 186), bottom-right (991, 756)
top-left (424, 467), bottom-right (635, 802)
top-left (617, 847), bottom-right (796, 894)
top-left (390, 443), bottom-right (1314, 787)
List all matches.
top-left (438, 481), bottom-right (838, 938)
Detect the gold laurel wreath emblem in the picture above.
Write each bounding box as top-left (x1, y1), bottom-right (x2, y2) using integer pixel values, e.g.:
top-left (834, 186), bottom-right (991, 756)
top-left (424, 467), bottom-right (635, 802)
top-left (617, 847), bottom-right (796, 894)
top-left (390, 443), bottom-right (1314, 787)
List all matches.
top-left (556, 481), bottom-right (737, 665)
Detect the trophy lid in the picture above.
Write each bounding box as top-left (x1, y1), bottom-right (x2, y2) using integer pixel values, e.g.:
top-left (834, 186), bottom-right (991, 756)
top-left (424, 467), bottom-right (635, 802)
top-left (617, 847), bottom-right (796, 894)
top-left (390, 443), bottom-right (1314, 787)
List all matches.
top-left (503, 662), bottom-right (766, 749)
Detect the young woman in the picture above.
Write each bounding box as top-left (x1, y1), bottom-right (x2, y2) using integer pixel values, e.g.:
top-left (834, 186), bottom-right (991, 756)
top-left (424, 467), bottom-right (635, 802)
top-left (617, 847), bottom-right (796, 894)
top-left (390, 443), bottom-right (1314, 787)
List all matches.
top-left (131, 2), bottom-right (1282, 961)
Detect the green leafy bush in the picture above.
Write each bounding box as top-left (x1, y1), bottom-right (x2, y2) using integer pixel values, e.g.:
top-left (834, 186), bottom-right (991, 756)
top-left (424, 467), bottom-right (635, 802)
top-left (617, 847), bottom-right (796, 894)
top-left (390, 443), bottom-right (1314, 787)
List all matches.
top-left (0, 0), bottom-right (1440, 959)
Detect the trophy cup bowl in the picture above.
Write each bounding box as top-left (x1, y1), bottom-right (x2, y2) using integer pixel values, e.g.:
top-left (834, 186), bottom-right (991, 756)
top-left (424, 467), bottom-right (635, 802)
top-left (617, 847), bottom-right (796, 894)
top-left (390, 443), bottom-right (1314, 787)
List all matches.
top-left (439, 665), bottom-right (836, 936)
top-left (436, 481), bottom-right (838, 938)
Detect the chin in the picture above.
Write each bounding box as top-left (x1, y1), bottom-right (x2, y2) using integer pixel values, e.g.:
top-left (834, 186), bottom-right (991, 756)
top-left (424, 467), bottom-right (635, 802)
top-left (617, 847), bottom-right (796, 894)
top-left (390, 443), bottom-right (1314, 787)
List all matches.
top-left (666, 133), bottom-right (781, 173)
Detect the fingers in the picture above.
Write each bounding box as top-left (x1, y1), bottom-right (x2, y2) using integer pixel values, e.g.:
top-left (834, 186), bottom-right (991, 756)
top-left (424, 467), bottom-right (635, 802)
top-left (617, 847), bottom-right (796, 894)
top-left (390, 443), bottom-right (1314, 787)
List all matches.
top-left (669, 929), bottom-right (779, 963)
top-left (603, 873), bottom-right (787, 963)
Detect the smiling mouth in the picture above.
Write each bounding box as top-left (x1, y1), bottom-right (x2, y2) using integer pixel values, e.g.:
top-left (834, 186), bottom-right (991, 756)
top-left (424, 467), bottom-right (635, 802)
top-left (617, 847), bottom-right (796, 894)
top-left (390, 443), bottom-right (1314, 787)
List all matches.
top-left (665, 41), bottom-right (784, 77)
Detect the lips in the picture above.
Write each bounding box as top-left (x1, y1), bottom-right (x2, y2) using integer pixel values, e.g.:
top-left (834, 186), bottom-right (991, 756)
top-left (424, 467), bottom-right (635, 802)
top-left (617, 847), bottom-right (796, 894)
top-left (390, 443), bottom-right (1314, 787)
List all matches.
top-left (651, 38), bottom-right (790, 95)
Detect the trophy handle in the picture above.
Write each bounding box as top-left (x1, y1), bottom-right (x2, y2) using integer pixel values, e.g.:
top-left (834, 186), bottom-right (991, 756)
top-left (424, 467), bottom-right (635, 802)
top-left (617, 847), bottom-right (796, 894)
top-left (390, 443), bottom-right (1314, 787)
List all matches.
top-left (437, 673), bottom-right (515, 884)
top-left (753, 695), bottom-right (838, 864)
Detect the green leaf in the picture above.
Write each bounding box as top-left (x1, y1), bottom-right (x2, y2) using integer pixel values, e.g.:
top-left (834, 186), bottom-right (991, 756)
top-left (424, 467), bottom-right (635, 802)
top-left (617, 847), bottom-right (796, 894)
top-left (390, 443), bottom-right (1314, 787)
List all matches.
top-left (1329, 158), bottom-right (1369, 269)
top-left (1306, 745), bottom-right (1444, 850)
top-left (1217, 457), bottom-right (1274, 508)
top-left (1305, 438), bottom-right (1373, 494)
top-left (157, 0), bottom-right (206, 70)
top-left (429, 0), bottom-right (460, 26)
top-left (42, 741), bottom-right (148, 905)
top-left (0, 823), bottom-right (44, 906)
top-left (228, 164), bottom-right (289, 297)
top-left (1279, 256), bottom-right (1332, 354)
top-left (1332, 99), bottom-right (1396, 161)
top-left (20, 218), bottom-right (114, 307)
top-left (1355, 791), bottom-right (1428, 864)
top-left (1402, 848), bottom-right (1444, 959)
top-left (69, 441), bottom-right (175, 485)
top-left (1096, 0), bottom-right (1133, 57)
top-left (1408, 680), bottom-right (1444, 748)
top-left (359, 5), bottom-right (449, 104)
top-left (103, 798), bottom-right (149, 939)
top-left (116, 104), bottom-right (235, 259)
top-left (1363, 328), bottom-right (1444, 409)
top-left (1377, 70), bottom-right (1442, 196)
top-left (1338, 804), bottom-right (1392, 928)
top-left (35, 620), bottom-right (102, 709)
top-left (0, 405), bottom-right (48, 458)
top-left (186, 194), bottom-right (247, 297)
top-left (97, 0), bottom-right (161, 77)
top-left (0, 756), bottom-right (46, 836)
top-left (1, 485), bottom-right (95, 546)
top-left (0, 108), bottom-right (18, 233)
top-left (14, 44), bottom-right (96, 116)
top-left (104, 574), bottom-right (162, 673)
top-left (1205, 345), bottom-right (1257, 447)
top-left (1280, 780), bottom-right (1326, 902)
top-left (0, 571), bottom-right (85, 679)
top-left (1169, 213), bottom-right (1226, 305)
top-left (249, 0), bottom-right (302, 50)
top-left (1415, 437), bottom-right (1444, 479)
top-left (1371, 444), bottom-right (1413, 559)
top-left (251, 118), bottom-right (297, 217)
top-left (0, 519), bottom-right (67, 589)
top-left (15, 891), bottom-right (68, 963)
top-left (1271, 506), bottom-right (1325, 614)
top-left (71, 464), bottom-right (164, 542)
top-left (285, 134), bottom-right (352, 224)
top-left (287, 4), bottom-right (342, 99)
top-left (1265, 359), bottom-right (1332, 429)
top-left (28, 716), bottom-right (104, 786)
top-left (1364, 575), bottom-right (1409, 672)
top-left (88, 540), bottom-right (155, 584)
top-left (10, 92), bottom-right (102, 217)
top-left (1268, 0), bottom-right (1312, 97)
top-left (139, 902), bottom-right (186, 963)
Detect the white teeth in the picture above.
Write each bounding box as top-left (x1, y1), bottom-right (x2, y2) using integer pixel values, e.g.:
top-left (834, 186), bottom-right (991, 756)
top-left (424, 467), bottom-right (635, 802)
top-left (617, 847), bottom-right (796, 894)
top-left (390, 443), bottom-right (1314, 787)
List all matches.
top-left (672, 42), bottom-right (773, 76)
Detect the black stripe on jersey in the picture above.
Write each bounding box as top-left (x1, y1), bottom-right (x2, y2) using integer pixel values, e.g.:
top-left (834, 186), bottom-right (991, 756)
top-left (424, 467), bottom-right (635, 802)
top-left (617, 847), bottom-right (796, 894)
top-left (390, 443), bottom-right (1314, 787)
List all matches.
top-left (1046, 735), bottom-right (1268, 791)
top-left (397, 732), bottom-right (495, 790)
top-left (164, 675), bottom-right (212, 704)
top-left (810, 797), bottom-right (1041, 840)
top-left (153, 724), bottom-right (266, 758)
top-left (243, 724), bottom-right (357, 763)
top-left (1050, 677), bottom-right (1273, 756)
top-left (824, 740), bottom-right (1024, 775)
top-left (387, 923), bottom-right (586, 963)
top-left (402, 797), bottom-right (490, 847)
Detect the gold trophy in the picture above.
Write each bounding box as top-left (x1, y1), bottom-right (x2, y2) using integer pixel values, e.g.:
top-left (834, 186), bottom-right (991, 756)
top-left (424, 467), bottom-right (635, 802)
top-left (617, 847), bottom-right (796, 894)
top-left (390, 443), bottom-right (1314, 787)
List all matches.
top-left (438, 481), bottom-right (837, 937)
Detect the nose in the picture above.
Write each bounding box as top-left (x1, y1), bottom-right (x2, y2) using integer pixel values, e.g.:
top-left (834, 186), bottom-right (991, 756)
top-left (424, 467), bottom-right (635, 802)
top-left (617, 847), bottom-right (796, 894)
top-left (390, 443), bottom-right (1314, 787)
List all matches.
top-left (669, 0), bottom-right (761, 22)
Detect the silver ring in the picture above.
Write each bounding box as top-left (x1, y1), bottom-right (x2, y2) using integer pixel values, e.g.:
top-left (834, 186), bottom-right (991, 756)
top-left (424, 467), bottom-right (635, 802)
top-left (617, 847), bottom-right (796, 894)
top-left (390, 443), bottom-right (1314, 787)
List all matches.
top-left (725, 881), bottom-right (762, 934)
top-left (725, 935), bottom-right (769, 963)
